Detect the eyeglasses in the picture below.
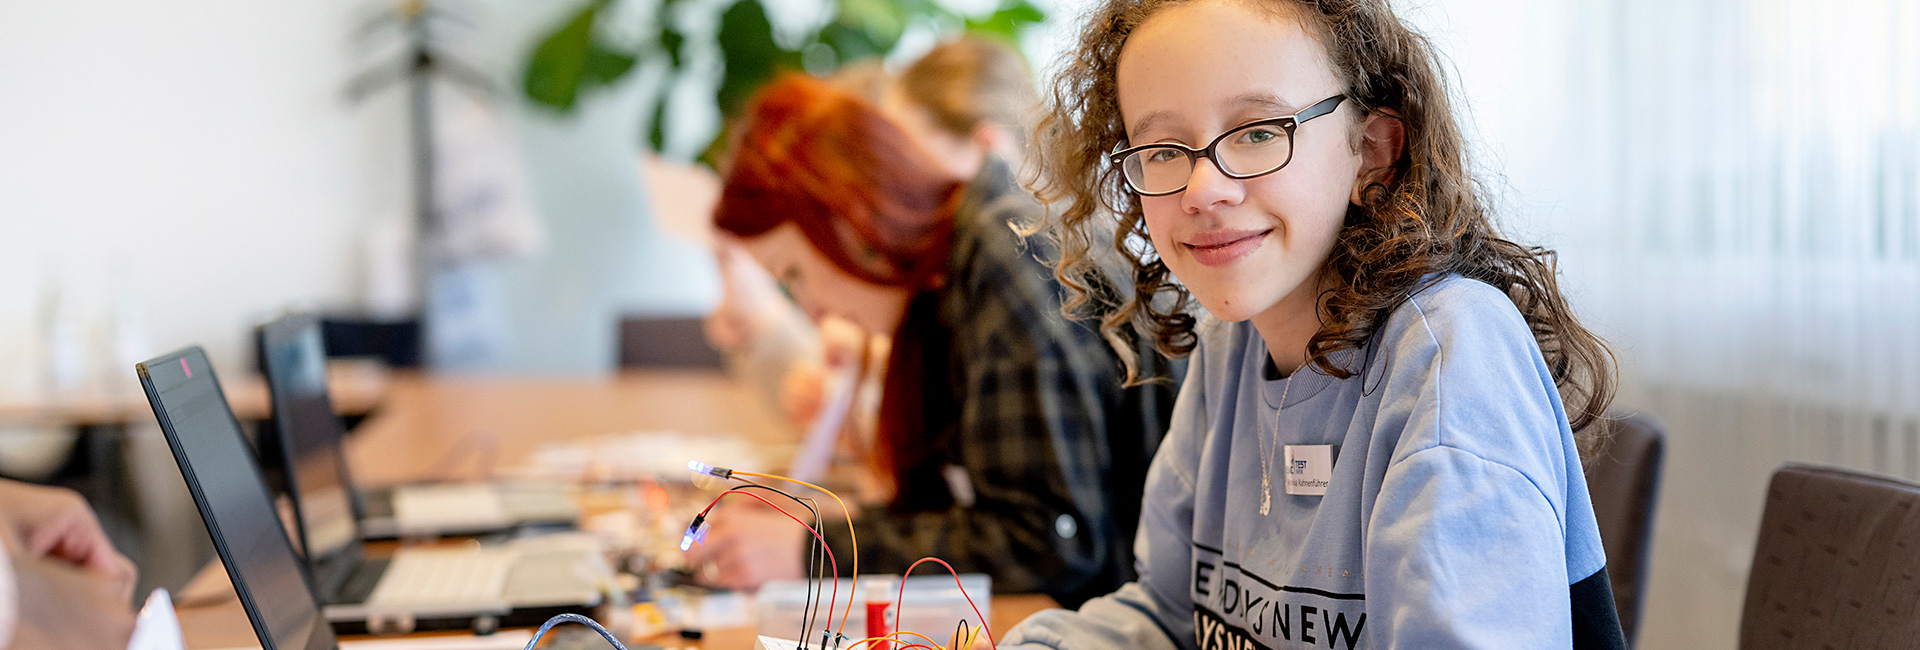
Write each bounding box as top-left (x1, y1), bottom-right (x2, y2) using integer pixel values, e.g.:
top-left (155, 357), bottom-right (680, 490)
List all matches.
top-left (1109, 95), bottom-right (1347, 196)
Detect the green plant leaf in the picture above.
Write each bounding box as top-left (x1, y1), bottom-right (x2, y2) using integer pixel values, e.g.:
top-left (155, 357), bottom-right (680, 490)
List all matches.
top-left (659, 27), bottom-right (686, 68)
top-left (523, 0), bottom-right (626, 111)
top-left (715, 0), bottom-right (802, 118)
top-left (835, 0), bottom-right (909, 50)
top-left (965, 0), bottom-right (1046, 43)
top-left (646, 92), bottom-right (670, 152)
top-left (583, 43), bottom-right (638, 86)
top-left (817, 22), bottom-right (885, 63)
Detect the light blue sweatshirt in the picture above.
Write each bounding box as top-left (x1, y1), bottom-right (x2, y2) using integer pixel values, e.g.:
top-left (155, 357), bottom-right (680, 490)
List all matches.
top-left (1003, 275), bottom-right (1625, 649)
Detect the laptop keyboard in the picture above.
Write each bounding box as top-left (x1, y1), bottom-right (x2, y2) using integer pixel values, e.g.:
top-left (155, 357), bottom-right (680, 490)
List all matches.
top-left (335, 557), bottom-right (391, 605)
top-left (393, 484), bottom-right (510, 533)
top-left (366, 546), bottom-right (515, 607)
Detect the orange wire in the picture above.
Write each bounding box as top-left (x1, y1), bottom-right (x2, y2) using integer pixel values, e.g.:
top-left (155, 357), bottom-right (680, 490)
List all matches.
top-left (700, 489), bottom-right (840, 637)
top-left (731, 470), bottom-right (859, 642)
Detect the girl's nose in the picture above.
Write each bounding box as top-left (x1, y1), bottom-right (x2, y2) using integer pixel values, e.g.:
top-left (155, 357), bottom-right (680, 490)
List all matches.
top-left (1179, 156), bottom-right (1246, 214)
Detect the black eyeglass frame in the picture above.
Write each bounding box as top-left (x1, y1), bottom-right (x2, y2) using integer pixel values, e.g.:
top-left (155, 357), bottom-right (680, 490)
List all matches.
top-left (1109, 94), bottom-right (1349, 197)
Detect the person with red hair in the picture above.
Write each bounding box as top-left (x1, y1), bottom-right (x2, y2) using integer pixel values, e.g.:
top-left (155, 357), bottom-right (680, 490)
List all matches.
top-left (682, 74), bottom-right (1179, 608)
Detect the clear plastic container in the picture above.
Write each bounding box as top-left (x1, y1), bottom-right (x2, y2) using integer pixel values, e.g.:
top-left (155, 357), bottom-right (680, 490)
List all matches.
top-left (756, 573), bottom-right (992, 646)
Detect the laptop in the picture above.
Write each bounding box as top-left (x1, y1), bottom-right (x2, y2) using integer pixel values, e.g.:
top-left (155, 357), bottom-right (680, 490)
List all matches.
top-left (140, 347), bottom-right (610, 637)
top-left (259, 313), bottom-right (579, 540)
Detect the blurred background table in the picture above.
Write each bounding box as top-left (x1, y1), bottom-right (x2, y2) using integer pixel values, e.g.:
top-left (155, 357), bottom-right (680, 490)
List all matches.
top-left (171, 368), bottom-right (1056, 649)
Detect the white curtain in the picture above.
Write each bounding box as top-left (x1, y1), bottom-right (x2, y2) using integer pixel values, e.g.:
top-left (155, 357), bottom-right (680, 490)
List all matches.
top-left (1410, 0), bottom-right (1920, 646)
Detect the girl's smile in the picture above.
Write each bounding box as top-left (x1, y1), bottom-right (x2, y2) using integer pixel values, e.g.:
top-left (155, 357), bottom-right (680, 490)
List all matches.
top-left (1182, 227), bottom-right (1272, 267)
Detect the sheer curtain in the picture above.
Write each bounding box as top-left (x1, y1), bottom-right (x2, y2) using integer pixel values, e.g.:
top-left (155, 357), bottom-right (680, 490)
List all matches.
top-left (1413, 0), bottom-right (1919, 645)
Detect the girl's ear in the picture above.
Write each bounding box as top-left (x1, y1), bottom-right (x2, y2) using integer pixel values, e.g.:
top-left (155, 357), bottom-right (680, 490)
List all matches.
top-left (1349, 108), bottom-right (1407, 206)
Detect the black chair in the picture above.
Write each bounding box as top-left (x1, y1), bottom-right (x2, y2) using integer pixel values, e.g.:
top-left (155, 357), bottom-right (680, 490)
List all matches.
top-left (320, 317), bottom-right (422, 368)
top-left (616, 316), bottom-right (725, 369)
top-left (1740, 464), bottom-right (1920, 649)
top-left (1581, 413), bottom-right (1666, 647)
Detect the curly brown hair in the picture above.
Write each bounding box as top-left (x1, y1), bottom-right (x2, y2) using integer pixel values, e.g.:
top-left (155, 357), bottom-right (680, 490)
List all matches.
top-left (1032, 0), bottom-right (1616, 432)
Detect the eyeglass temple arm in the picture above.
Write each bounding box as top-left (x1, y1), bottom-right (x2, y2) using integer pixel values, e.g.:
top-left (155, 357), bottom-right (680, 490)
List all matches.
top-left (1295, 94), bottom-right (1348, 123)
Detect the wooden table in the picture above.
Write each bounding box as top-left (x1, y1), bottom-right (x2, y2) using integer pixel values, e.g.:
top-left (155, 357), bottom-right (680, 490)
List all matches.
top-left (0, 359), bottom-right (389, 426)
top-left (336, 370), bottom-right (789, 487)
top-left (175, 369), bottom-right (1058, 648)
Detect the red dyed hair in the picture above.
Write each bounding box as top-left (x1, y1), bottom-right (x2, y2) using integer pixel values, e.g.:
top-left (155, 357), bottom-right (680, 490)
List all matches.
top-left (714, 75), bottom-right (968, 494)
top-left (713, 74), bottom-right (964, 291)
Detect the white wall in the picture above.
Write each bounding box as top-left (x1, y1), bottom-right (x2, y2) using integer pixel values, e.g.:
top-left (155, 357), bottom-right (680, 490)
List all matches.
top-left (0, 1), bottom-right (368, 385)
top-left (0, 0), bottom-right (722, 386)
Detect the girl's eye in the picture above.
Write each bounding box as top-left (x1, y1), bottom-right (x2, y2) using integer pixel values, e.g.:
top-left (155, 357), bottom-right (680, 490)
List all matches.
top-left (778, 268), bottom-right (801, 300)
top-left (1146, 148), bottom-right (1185, 164)
top-left (1236, 127), bottom-right (1283, 146)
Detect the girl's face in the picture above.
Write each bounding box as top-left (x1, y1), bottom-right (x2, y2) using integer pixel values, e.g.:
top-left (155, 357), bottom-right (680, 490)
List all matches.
top-left (735, 223), bottom-right (912, 336)
top-left (1116, 0), bottom-right (1362, 325)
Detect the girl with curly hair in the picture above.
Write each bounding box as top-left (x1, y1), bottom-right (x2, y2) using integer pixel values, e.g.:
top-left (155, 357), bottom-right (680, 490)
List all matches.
top-left (1001, 0), bottom-right (1626, 647)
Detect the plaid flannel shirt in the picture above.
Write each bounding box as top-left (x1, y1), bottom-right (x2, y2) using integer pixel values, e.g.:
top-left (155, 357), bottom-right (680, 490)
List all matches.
top-left (820, 159), bottom-right (1181, 608)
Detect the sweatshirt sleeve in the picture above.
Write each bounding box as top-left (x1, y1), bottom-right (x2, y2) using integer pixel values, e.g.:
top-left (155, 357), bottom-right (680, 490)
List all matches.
top-left (1361, 285), bottom-right (1588, 648)
top-left (999, 340), bottom-right (1212, 650)
top-left (1365, 447), bottom-right (1574, 647)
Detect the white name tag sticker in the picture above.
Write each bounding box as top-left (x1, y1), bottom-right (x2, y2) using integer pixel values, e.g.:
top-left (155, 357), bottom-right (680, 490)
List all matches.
top-left (1283, 445), bottom-right (1335, 496)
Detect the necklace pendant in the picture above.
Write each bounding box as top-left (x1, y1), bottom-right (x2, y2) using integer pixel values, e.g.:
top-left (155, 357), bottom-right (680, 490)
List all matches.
top-left (1259, 476), bottom-right (1273, 515)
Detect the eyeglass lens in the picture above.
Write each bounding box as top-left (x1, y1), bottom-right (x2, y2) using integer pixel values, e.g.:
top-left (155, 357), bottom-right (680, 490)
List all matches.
top-left (1120, 122), bottom-right (1294, 195)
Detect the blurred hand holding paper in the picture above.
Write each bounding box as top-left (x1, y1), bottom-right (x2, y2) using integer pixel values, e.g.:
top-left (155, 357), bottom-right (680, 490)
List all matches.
top-left (127, 589), bottom-right (185, 650)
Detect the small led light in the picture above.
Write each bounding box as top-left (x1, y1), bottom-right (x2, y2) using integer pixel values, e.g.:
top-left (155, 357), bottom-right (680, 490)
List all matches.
top-left (679, 519), bottom-right (711, 551)
top-left (687, 460), bottom-right (730, 478)
top-left (687, 460), bottom-right (732, 490)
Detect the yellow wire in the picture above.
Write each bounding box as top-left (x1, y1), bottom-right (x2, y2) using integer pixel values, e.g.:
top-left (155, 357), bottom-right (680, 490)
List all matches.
top-left (733, 470), bottom-right (858, 642)
top-left (841, 631), bottom-right (944, 650)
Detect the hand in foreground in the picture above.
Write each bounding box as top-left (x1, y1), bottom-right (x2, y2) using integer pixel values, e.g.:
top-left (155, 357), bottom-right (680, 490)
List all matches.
top-left (779, 360), bottom-right (833, 429)
top-left (0, 480), bottom-right (136, 600)
top-left (681, 500), bottom-right (811, 590)
top-left (8, 554), bottom-right (138, 650)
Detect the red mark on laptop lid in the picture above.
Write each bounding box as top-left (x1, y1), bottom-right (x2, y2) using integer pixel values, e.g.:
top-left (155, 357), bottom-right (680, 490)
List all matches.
top-left (180, 357), bottom-right (192, 378)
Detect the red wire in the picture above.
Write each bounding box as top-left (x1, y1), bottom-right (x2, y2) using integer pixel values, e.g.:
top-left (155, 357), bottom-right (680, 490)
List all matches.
top-left (700, 489), bottom-right (840, 639)
top-left (896, 557), bottom-right (994, 650)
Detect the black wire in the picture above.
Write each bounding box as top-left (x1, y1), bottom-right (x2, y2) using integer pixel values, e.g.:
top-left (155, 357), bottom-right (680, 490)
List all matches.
top-left (727, 482), bottom-right (820, 645)
top-left (728, 480), bottom-right (828, 647)
top-left (728, 482), bottom-right (823, 647)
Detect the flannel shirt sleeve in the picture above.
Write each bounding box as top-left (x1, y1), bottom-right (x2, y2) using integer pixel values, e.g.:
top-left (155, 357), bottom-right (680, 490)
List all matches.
top-left (817, 188), bottom-right (1128, 604)
top-left (820, 336), bottom-right (1121, 603)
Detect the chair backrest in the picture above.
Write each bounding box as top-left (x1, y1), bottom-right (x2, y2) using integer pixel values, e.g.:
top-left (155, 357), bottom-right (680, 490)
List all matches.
top-left (1740, 464), bottom-right (1920, 649)
top-left (617, 316), bottom-right (725, 369)
top-left (1581, 413), bottom-right (1666, 646)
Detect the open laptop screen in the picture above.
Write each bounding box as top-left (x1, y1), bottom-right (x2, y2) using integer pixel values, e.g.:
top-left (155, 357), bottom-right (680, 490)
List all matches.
top-left (261, 315), bottom-right (359, 561)
top-left (139, 347), bottom-right (337, 650)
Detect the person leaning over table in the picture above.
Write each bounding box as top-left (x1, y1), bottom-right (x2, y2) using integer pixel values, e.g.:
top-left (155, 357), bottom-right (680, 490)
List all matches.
top-left (0, 478), bottom-right (139, 650)
top-left (705, 36), bottom-right (1048, 453)
top-left (682, 74), bottom-right (1181, 609)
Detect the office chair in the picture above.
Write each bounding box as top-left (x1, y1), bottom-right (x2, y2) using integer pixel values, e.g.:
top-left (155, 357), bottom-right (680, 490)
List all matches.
top-left (1740, 464), bottom-right (1920, 649)
top-left (1582, 413), bottom-right (1666, 646)
top-left (616, 315), bottom-right (725, 369)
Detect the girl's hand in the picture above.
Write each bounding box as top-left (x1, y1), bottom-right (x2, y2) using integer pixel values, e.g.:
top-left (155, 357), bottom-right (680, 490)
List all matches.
top-left (680, 501), bottom-right (810, 590)
top-left (0, 480), bottom-right (137, 600)
top-left (780, 361), bottom-right (832, 429)
top-left (7, 554), bottom-right (138, 650)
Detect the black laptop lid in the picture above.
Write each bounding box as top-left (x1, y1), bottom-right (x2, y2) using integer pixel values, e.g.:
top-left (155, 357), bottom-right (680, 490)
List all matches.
top-left (259, 314), bottom-right (364, 574)
top-left (138, 347), bottom-right (337, 650)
